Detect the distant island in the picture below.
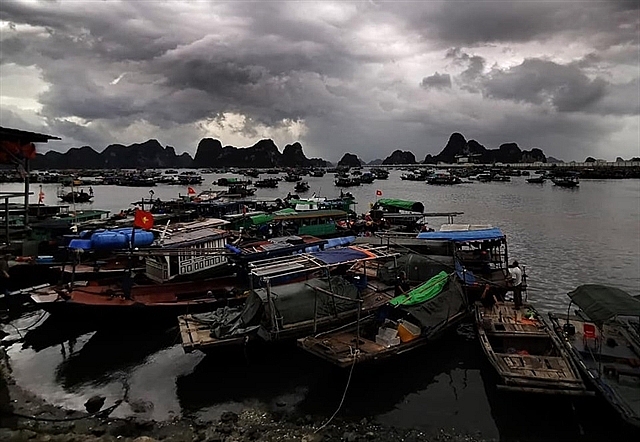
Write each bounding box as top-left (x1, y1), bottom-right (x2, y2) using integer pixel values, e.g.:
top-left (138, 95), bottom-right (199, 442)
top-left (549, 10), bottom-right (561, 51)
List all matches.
top-left (29, 132), bottom-right (634, 170)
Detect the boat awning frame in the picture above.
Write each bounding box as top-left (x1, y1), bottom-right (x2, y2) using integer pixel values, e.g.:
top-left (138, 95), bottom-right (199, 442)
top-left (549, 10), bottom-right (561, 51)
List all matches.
top-left (248, 245), bottom-right (399, 281)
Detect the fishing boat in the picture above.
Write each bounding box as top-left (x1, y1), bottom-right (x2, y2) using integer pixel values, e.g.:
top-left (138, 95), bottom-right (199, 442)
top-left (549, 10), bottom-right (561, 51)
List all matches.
top-left (283, 172), bottom-right (302, 182)
top-left (526, 176), bottom-right (546, 184)
top-left (426, 171), bottom-right (461, 185)
top-left (255, 178), bottom-right (279, 188)
top-left (371, 168), bottom-right (389, 179)
top-left (334, 176), bottom-right (361, 187)
top-left (29, 275), bottom-right (244, 321)
top-left (216, 177), bottom-right (252, 186)
top-left (29, 218), bottom-right (239, 319)
top-left (298, 272), bottom-right (470, 367)
top-left (475, 298), bottom-right (588, 395)
top-left (178, 245), bottom-right (400, 353)
top-left (57, 188), bottom-right (93, 203)
top-left (369, 198), bottom-right (426, 232)
top-left (294, 181), bottom-right (310, 193)
top-left (245, 169), bottom-right (261, 178)
top-left (551, 173), bottom-right (579, 187)
top-left (548, 285), bottom-right (640, 427)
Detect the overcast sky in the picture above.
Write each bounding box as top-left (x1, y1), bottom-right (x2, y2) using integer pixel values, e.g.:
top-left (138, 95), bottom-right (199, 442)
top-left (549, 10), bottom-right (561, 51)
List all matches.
top-left (1, 1), bottom-right (638, 162)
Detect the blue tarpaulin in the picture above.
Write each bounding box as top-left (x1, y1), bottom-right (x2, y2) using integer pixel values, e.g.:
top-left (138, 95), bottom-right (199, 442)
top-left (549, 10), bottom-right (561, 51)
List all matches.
top-left (416, 228), bottom-right (504, 242)
top-left (310, 247), bottom-right (368, 264)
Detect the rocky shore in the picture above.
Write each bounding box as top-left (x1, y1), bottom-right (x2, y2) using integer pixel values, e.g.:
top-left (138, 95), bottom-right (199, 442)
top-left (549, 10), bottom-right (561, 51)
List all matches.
top-left (0, 347), bottom-right (488, 442)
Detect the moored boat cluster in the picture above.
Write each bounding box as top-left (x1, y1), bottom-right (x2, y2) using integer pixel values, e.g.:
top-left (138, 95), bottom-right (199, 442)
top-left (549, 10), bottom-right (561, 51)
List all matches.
top-left (1, 177), bottom-right (639, 432)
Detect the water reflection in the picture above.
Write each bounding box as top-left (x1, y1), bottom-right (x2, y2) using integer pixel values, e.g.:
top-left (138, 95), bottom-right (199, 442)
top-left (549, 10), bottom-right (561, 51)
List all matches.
top-left (54, 326), bottom-right (178, 390)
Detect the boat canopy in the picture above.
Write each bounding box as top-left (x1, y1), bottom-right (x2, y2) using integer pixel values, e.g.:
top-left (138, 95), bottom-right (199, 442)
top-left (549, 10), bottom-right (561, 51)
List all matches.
top-left (250, 214), bottom-right (274, 225)
top-left (309, 247), bottom-right (370, 265)
top-left (387, 274), bottom-right (467, 330)
top-left (569, 284), bottom-right (640, 323)
top-left (374, 198), bottom-right (424, 213)
top-left (416, 227), bottom-right (505, 241)
top-left (390, 271), bottom-right (449, 306)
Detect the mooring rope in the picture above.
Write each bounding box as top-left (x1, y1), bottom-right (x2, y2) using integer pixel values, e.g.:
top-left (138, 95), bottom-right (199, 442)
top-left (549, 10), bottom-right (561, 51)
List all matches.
top-left (314, 347), bottom-right (358, 433)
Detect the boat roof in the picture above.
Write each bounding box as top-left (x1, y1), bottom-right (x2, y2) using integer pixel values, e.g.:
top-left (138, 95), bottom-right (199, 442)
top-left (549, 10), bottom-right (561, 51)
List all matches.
top-left (248, 245), bottom-right (398, 279)
top-left (274, 209), bottom-right (347, 220)
top-left (416, 225), bottom-right (505, 241)
top-left (569, 284), bottom-right (640, 322)
top-left (154, 218), bottom-right (229, 247)
top-left (374, 198), bottom-right (424, 213)
top-left (227, 235), bottom-right (327, 256)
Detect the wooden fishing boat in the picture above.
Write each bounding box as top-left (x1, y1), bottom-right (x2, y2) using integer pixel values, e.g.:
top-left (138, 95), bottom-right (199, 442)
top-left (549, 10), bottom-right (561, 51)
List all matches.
top-left (179, 245), bottom-right (400, 353)
top-left (29, 275), bottom-right (246, 321)
top-left (551, 173), bottom-right (579, 187)
top-left (475, 300), bottom-right (588, 395)
top-left (58, 190), bottom-right (93, 203)
top-left (294, 181), bottom-right (310, 193)
top-left (284, 173), bottom-right (302, 182)
top-left (549, 285), bottom-right (640, 427)
top-left (255, 178), bottom-right (279, 188)
top-left (334, 176), bottom-right (361, 187)
top-left (297, 272), bottom-right (470, 367)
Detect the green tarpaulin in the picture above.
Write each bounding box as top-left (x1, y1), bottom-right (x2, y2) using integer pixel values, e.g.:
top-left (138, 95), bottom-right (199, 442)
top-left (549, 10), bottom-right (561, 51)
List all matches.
top-left (374, 198), bottom-right (424, 213)
top-left (569, 284), bottom-right (640, 323)
top-left (274, 208), bottom-right (297, 216)
top-left (390, 271), bottom-right (449, 306)
top-left (250, 214), bottom-right (274, 225)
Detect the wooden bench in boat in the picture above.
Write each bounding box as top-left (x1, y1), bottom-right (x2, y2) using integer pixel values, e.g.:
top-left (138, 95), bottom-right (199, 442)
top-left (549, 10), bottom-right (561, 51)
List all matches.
top-left (495, 353), bottom-right (578, 380)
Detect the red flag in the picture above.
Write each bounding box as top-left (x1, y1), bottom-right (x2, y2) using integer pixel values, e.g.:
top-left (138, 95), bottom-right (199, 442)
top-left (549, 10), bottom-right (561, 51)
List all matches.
top-left (376, 189), bottom-right (383, 196)
top-left (38, 188), bottom-right (45, 204)
top-left (187, 186), bottom-right (196, 195)
top-left (134, 209), bottom-right (154, 230)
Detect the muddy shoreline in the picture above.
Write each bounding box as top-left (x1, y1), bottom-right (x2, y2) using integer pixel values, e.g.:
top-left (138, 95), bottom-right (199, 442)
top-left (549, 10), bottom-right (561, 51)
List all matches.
top-left (0, 345), bottom-right (486, 442)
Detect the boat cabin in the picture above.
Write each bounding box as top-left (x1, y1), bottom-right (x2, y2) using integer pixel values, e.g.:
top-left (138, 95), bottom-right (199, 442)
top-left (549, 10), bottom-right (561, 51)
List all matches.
top-left (416, 224), bottom-right (510, 299)
top-left (145, 218), bottom-right (230, 283)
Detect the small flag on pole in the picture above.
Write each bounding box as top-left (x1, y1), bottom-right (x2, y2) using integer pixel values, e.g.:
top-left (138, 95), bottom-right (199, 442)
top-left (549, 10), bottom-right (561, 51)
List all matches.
top-left (133, 209), bottom-right (154, 230)
top-left (187, 186), bottom-right (196, 195)
top-left (376, 189), bottom-right (383, 197)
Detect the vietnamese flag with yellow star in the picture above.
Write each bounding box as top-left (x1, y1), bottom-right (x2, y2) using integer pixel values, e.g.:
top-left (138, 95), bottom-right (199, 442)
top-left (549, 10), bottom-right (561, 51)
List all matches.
top-left (134, 209), bottom-right (154, 230)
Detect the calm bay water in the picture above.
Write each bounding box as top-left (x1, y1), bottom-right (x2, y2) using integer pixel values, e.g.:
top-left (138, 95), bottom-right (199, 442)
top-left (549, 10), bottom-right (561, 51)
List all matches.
top-left (2, 171), bottom-right (639, 441)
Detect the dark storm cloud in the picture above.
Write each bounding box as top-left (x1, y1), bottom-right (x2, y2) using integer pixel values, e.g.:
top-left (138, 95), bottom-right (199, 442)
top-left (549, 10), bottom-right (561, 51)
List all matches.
top-left (482, 59), bottom-right (608, 112)
top-left (0, 1), bottom-right (638, 160)
top-left (0, 2), bottom-right (181, 63)
top-left (420, 73), bottom-right (451, 89)
top-left (403, 1), bottom-right (639, 48)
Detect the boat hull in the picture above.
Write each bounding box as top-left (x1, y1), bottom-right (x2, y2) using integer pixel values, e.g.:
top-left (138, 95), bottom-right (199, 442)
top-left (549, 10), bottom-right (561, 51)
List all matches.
top-left (475, 302), bottom-right (588, 395)
top-left (30, 277), bottom-right (246, 323)
top-left (549, 313), bottom-right (640, 427)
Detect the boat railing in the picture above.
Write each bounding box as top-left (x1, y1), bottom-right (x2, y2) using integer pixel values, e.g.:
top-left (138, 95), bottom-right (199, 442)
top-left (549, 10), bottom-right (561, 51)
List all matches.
top-left (305, 282), bottom-right (365, 351)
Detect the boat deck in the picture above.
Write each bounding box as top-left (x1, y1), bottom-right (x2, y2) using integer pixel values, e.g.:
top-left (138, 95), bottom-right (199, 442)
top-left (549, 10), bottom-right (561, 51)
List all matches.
top-left (179, 315), bottom-right (247, 352)
top-left (495, 353), bottom-right (579, 380)
top-left (481, 303), bottom-right (546, 336)
top-left (477, 302), bottom-right (588, 394)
